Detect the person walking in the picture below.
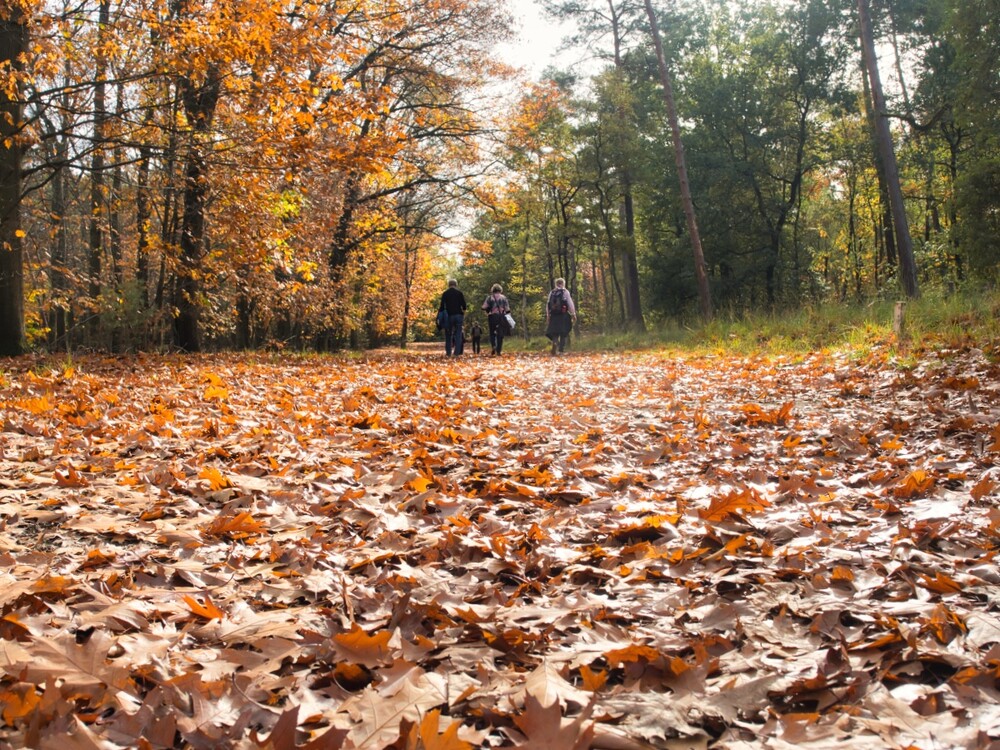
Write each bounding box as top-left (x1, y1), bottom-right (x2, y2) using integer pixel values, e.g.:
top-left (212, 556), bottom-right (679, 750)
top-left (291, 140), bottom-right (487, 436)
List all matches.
top-left (482, 283), bottom-right (512, 356)
top-left (470, 321), bottom-right (483, 354)
top-left (545, 278), bottom-right (577, 355)
top-left (438, 279), bottom-right (467, 356)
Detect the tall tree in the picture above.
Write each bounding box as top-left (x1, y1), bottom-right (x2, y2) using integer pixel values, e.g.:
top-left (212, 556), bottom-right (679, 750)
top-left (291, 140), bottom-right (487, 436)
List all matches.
top-left (947, 0), bottom-right (1000, 276)
top-left (857, 0), bottom-right (919, 298)
top-left (643, 0), bottom-right (711, 320)
top-left (544, 0), bottom-right (646, 329)
top-left (87, 0), bottom-right (111, 342)
top-left (0, 0), bottom-right (29, 356)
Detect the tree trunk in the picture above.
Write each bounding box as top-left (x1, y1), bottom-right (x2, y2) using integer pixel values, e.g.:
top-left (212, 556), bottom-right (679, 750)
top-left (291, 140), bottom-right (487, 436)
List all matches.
top-left (87, 0), bottom-right (111, 344)
top-left (50, 138), bottom-right (69, 351)
top-left (136, 111), bottom-right (153, 309)
top-left (857, 0), bottom-right (919, 298)
top-left (620, 191), bottom-right (645, 330)
top-left (174, 66), bottom-right (221, 352)
top-left (643, 0), bottom-right (712, 321)
top-left (605, 0), bottom-right (644, 332)
top-left (0, 3), bottom-right (28, 356)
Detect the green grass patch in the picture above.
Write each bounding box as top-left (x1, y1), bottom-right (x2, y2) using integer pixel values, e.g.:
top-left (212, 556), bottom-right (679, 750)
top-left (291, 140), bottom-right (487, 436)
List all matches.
top-left (506, 285), bottom-right (1000, 361)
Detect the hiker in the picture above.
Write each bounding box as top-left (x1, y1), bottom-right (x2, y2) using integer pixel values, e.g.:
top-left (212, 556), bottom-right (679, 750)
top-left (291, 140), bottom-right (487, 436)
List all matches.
top-left (438, 279), bottom-right (467, 356)
top-left (482, 283), bottom-right (512, 356)
top-left (545, 278), bottom-right (577, 355)
top-left (470, 321), bottom-right (483, 354)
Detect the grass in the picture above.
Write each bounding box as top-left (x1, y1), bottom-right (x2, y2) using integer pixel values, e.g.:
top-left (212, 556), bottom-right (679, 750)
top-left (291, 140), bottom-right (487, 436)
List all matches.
top-left (505, 285), bottom-right (1000, 362)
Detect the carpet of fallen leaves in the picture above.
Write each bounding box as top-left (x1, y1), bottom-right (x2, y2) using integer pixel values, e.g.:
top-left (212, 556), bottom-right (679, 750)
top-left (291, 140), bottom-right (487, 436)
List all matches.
top-left (1, 346), bottom-right (999, 750)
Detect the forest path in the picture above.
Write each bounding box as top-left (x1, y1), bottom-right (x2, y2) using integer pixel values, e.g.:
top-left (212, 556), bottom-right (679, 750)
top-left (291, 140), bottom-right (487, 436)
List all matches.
top-left (0, 349), bottom-right (998, 748)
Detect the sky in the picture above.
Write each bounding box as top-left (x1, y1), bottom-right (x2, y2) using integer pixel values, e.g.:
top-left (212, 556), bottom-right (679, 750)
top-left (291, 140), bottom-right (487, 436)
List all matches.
top-left (498, 0), bottom-right (577, 78)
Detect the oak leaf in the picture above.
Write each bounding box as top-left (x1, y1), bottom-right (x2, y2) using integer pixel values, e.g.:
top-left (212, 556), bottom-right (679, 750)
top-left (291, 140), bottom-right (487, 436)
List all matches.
top-left (0, 683), bottom-right (41, 724)
top-left (511, 695), bottom-right (594, 750)
top-left (699, 487), bottom-right (770, 521)
top-left (184, 594), bottom-right (225, 621)
top-left (417, 709), bottom-right (472, 750)
top-left (332, 625), bottom-right (394, 667)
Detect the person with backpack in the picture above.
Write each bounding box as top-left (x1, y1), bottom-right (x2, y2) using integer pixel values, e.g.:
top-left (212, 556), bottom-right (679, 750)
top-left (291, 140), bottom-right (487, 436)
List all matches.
top-left (482, 283), bottom-right (512, 356)
top-left (545, 278), bottom-right (577, 355)
top-left (438, 279), bottom-right (467, 356)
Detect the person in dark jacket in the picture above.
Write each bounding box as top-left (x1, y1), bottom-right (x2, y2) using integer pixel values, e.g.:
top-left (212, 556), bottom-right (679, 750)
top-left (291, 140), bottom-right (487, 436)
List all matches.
top-left (482, 283), bottom-right (511, 356)
top-left (470, 321), bottom-right (483, 354)
top-left (438, 279), bottom-right (467, 356)
top-left (545, 278), bottom-right (577, 355)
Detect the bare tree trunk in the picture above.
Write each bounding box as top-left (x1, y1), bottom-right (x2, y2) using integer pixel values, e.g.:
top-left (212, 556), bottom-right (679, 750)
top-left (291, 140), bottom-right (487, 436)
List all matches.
top-left (643, 0), bottom-right (712, 321)
top-left (620, 190), bottom-right (645, 330)
top-left (0, 3), bottom-right (28, 356)
top-left (606, 0), bottom-right (645, 332)
top-left (50, 136), bottom-right (69, 350)
top-left (88, 0), bottom-right (111, 344)
top-left (174, 65), bottom-right (221, 352)
top-left (136, 110), bottom-right (153, 309)
top-left (857, 0), bottom-right (919, 298)
top-left (399, 236), bottom-right (417, 349)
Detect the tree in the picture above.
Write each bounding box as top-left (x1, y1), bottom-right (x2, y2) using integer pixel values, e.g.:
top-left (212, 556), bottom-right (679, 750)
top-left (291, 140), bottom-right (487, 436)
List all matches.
top-left (857, 0), bottom-right (919, 298)
top-left (543, 0), bottom-right (647, 330)
top-left (643, 0), bottom-right (711, 320)
top-left (0, 1), bottom-right (29, 356)
top-left (947, 0), bottom-right (1000, 276)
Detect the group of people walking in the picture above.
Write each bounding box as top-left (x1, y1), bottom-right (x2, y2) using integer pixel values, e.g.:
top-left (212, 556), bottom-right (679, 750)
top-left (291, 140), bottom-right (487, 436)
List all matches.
top-left (437, 279), bottom-right (577, 356)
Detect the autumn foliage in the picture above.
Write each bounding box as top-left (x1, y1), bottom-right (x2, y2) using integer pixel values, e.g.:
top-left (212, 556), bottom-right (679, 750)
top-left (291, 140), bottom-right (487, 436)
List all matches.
top-left (0, 347), bottom-right (999, 747)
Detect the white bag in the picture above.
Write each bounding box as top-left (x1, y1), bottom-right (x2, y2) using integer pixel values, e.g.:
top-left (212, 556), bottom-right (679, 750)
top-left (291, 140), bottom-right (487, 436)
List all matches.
top-left (504, 313), bottom-right (516, 331)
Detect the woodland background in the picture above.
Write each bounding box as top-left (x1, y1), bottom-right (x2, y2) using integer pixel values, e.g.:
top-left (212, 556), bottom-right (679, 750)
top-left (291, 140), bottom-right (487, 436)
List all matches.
top-left (0, 0), bottom-right (998, 355)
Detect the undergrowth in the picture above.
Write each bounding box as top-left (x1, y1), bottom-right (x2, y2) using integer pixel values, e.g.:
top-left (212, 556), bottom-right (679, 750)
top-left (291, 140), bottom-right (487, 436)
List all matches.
top-left (507, 285), bottom-right (1000, 361)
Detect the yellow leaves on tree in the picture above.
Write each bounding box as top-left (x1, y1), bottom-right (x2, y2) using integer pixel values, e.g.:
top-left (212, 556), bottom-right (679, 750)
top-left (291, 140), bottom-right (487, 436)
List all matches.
top-left (507, 80), bottom-right (569, 159)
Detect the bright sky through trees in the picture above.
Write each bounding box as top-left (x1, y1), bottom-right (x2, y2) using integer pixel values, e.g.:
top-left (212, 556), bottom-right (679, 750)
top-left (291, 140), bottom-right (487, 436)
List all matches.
top-left (500, 0), bottom-right (576, 76)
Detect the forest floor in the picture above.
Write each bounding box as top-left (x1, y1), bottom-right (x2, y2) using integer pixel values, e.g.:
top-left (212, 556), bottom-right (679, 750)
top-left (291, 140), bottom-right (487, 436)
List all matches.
top-left (0, 346), bottom-right (999, 749)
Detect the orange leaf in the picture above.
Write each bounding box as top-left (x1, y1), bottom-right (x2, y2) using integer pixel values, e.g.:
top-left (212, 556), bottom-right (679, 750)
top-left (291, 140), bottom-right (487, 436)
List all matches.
top-left (880, 437), bottom-right (904, 451)
top-left (723, 533), bottom-right (749, 555)
top-left (0, 685), bottom-right (41, 724)
top-left (55, 465), bottom-right (89, 487)
top-left (892, 470), bottom-right (934, 498)
top-left (782, 434), bottom-right (802, 450)
top-left (183, 595), bottom-right (224, 620)
top-left (419, 709), bottom-right (473, 750)
top-left (406, 474), bottom-right (435, 493)
top-left (699, 487), bottom-right (770, 522)
top-left (579, 665), bottom-right (607, 692)
top-left (199, 465), bottom-right (233, 490)
top-left (919, 572), bottom-right (963, 595)
top-left (203, 384), bottom-right (229, 401)
top-left (203, 511), bottom-right (263, 539)
top-left (80, 549), bottom-right (116, 570)
top-left (831, 566), bottom-right (855, 582)
top-left (972, 476), bottom-right (997, 501)
top-left (18, 396), bottom-right (53, 414)
top-left (603, 644), bottom-right (662, 667)
top-left (32, 576), bottom-right (72, 594)
top-left (332, 625), bottom-right (393, 667)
